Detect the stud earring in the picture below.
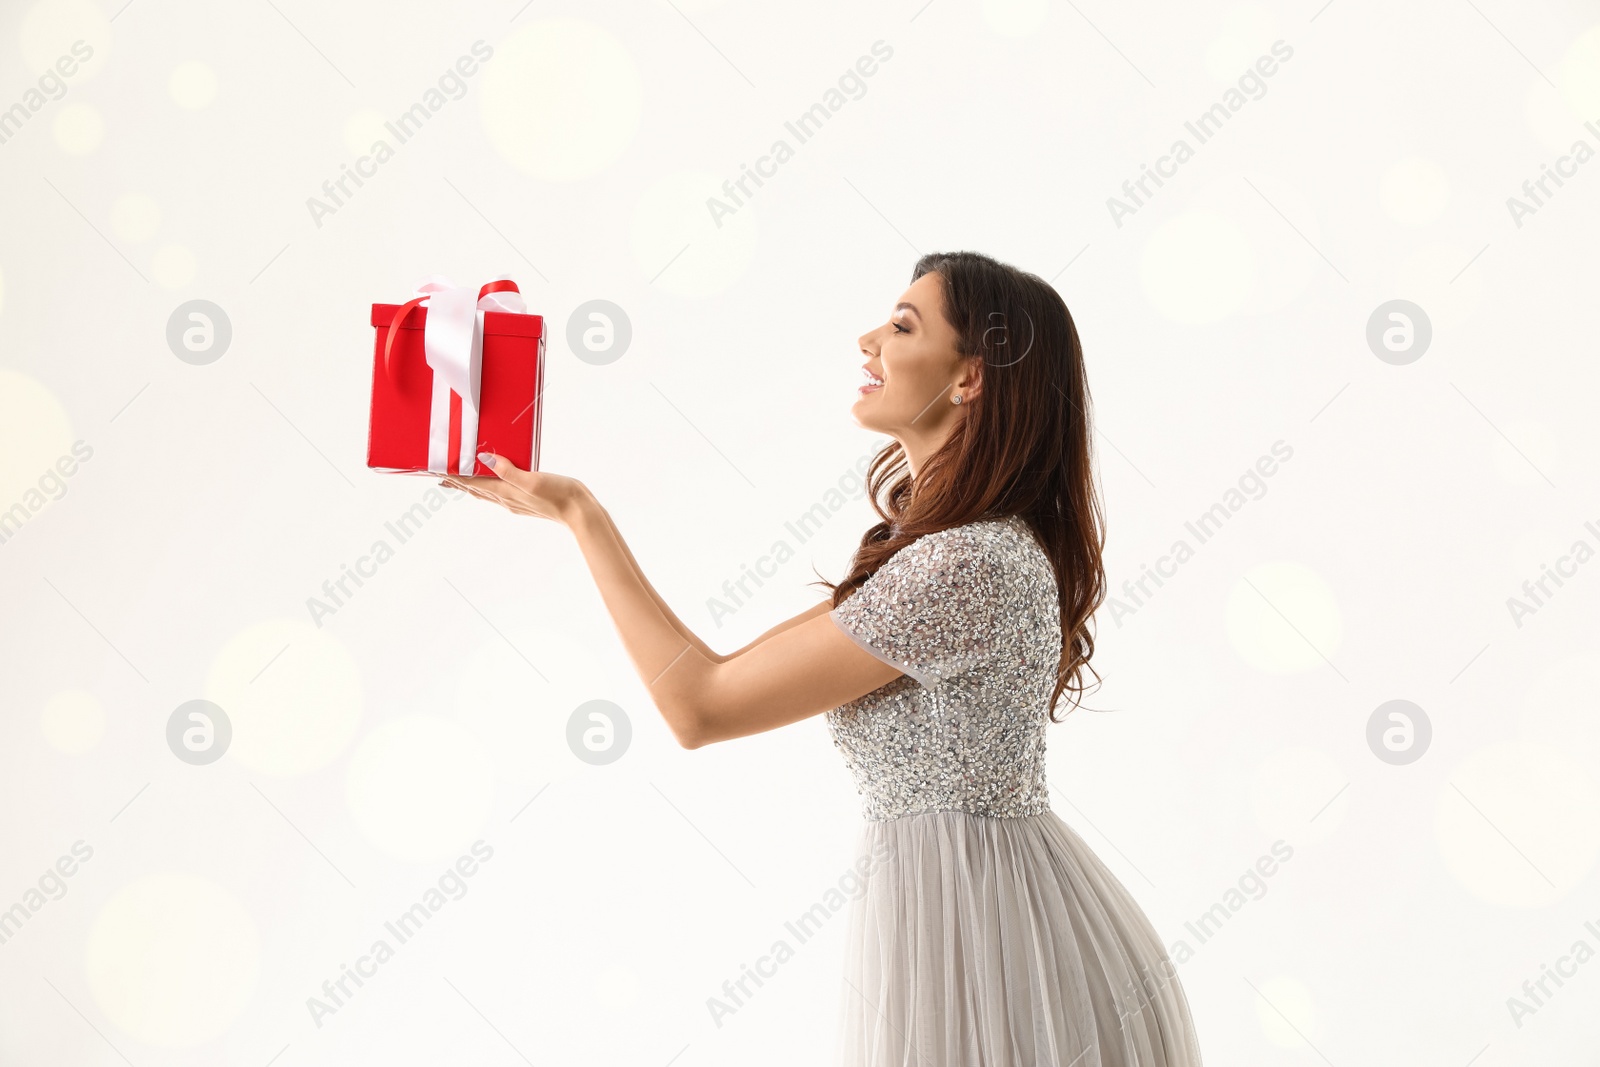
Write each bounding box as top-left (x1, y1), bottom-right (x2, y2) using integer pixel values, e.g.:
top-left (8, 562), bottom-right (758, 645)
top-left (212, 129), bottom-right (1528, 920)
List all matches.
top-left (952, 394), bottom-right (963, 404)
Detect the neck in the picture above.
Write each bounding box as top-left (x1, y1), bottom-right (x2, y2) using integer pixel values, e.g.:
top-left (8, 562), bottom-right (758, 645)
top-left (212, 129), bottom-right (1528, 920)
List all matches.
top-left (897, 423), bottom-right (952, 481)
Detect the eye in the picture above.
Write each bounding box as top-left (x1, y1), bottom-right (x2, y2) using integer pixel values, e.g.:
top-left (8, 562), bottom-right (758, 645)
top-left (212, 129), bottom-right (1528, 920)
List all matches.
top-left (892, 321), bottom-right (909, 334)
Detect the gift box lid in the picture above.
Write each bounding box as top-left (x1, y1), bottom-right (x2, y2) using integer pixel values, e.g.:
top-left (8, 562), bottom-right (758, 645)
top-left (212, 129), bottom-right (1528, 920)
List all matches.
top-left (371, 303), bottom-right (546, 338)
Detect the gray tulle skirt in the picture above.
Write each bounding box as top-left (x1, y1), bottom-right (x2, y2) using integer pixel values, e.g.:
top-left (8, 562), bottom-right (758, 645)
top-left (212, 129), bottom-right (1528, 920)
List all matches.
top-left (837, 809), bottom-right (1203, 1066)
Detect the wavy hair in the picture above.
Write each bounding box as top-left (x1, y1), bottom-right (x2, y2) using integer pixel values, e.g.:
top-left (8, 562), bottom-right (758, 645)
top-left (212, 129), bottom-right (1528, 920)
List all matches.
top-left (816, 251), bottom-right (1107, 722)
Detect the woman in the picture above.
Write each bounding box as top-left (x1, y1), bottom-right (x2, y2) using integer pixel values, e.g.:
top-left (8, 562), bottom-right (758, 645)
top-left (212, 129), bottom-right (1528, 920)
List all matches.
top-left (445, 251), bottom-right (1203, 1066)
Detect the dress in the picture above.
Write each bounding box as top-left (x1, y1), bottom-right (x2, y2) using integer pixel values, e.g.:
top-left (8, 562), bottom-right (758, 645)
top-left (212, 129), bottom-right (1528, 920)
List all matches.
top-left (826, 515), bottom-right (1203, 1067)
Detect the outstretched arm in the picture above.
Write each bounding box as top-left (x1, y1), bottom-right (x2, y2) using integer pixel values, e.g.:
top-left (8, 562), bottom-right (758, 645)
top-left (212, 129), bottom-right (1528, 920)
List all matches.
top-left (587, 502), bottom-right (833, 664)
top-left (446, 457), bottom-right (902, 748)
top-left (582, 496), bottom-right (728, 665)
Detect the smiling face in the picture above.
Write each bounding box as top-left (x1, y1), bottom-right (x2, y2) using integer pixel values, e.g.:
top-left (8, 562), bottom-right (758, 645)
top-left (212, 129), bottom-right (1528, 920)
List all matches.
top-left (852, 272), bottom-right (980, 467)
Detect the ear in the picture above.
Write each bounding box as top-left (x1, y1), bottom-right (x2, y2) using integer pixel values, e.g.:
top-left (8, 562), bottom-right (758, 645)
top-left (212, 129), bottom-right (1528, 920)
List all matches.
top-left (955, 355), bottom-right (983, 403)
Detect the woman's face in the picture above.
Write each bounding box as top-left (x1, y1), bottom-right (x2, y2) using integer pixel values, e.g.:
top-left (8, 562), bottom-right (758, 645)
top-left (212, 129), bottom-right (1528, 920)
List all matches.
top-left (852, 272), bottom-right (979, 449)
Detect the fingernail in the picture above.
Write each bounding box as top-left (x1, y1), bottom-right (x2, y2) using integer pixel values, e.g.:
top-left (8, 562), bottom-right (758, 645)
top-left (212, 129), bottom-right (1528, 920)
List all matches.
top-left (477, 452), bottom-right (496, 468)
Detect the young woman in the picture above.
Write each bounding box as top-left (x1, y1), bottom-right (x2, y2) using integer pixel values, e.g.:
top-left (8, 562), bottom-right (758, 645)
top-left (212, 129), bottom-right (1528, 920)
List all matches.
top-left (445, 251), bottom-right (1203, 1066)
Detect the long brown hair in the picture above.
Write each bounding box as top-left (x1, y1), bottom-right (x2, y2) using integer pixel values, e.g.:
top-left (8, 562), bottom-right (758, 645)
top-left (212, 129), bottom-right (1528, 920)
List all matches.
top-left (816, 251), bottom-right (1106, 722)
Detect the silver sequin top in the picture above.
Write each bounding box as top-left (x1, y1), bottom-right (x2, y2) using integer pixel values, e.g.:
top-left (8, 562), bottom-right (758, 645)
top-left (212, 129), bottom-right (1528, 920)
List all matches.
top-left (826, 515), bottom-right (1063, 822)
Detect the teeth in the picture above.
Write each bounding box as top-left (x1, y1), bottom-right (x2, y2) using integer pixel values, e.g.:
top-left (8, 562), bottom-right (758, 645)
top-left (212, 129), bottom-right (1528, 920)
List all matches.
top-left (863, 370), bottom-right (884, 386)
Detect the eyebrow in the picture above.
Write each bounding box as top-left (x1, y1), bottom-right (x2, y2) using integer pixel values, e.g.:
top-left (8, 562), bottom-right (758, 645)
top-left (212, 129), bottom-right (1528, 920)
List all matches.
top-left (893, 302), bottom-right (920, 319)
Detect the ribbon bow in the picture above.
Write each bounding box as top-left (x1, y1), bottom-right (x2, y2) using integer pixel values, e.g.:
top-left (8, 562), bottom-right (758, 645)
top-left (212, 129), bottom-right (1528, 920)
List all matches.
top-left (382, 275), bottom-right (527, 475)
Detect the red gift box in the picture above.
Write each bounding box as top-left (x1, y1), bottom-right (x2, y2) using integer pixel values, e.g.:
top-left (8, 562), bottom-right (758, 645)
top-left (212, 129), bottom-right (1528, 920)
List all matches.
top-left (367, 277), bottom-right (547, 477)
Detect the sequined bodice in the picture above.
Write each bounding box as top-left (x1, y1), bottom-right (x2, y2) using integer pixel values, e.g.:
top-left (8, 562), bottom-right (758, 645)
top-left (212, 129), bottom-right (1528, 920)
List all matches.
top-left (826, 516), bottom-right (1063, 822)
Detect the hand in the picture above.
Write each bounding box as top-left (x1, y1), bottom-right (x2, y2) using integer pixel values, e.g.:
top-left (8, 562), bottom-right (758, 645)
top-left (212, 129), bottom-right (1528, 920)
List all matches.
top-left (442, 452), bottom-right (589, 526)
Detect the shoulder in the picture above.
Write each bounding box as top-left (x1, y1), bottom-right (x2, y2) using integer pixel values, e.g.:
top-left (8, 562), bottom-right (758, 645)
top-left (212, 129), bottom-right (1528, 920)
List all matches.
top-left (902, 516), bottom-right (1035, 562)
top-left (875, 517), bottom-right (1033, 590)
top-left (829, 517), bottom-right (1049, 685)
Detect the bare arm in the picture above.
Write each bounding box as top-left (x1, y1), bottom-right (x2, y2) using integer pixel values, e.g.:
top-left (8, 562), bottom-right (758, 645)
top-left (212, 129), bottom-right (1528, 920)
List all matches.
top-left (564, 492), bottom-right (900, 747)
top-left (722, 600), bottom-right (833, 658)
top-left (445, 459), bottom-right (902, 748)
top-left (594, 505), bottom-right (832, 665)
top-left (585, 498), bottom-right (728, 664)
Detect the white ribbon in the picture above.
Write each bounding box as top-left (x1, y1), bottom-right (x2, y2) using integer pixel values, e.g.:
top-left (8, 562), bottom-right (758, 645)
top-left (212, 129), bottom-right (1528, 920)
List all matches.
top-left (408, 274), bottom-right (527, 474)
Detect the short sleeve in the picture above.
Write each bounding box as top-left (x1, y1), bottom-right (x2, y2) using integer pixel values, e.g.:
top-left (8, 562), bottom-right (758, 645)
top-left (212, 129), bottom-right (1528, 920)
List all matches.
top-left (829, 527), bottom-right (1012, 689)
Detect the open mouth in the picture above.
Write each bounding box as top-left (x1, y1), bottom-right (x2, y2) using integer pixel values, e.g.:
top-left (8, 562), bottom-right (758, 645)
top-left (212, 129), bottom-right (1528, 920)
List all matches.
top-left (859, 367), bottom-right (884, 394)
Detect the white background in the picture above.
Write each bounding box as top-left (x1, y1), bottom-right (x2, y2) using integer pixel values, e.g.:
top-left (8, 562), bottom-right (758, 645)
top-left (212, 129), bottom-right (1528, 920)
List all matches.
top-left (2, 0), bottom-right (1599, 1063)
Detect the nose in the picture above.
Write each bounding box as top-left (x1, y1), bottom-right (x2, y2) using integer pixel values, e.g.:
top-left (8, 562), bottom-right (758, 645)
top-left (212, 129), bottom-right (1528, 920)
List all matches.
top-left (858, 323), bottom-right (884, 356)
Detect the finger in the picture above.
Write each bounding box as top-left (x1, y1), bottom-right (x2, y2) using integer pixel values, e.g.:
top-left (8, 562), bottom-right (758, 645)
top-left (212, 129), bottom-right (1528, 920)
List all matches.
top-left (449, 475), bottom-right (505, 490)
top-left (449, 468), bottom-right (538, 514)
top-left (477, 452), bottom-right (535, 489)
top-left (449, 478), bottom-right (501, 504)
top-left (444, 476), bottom-right (492, 502)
